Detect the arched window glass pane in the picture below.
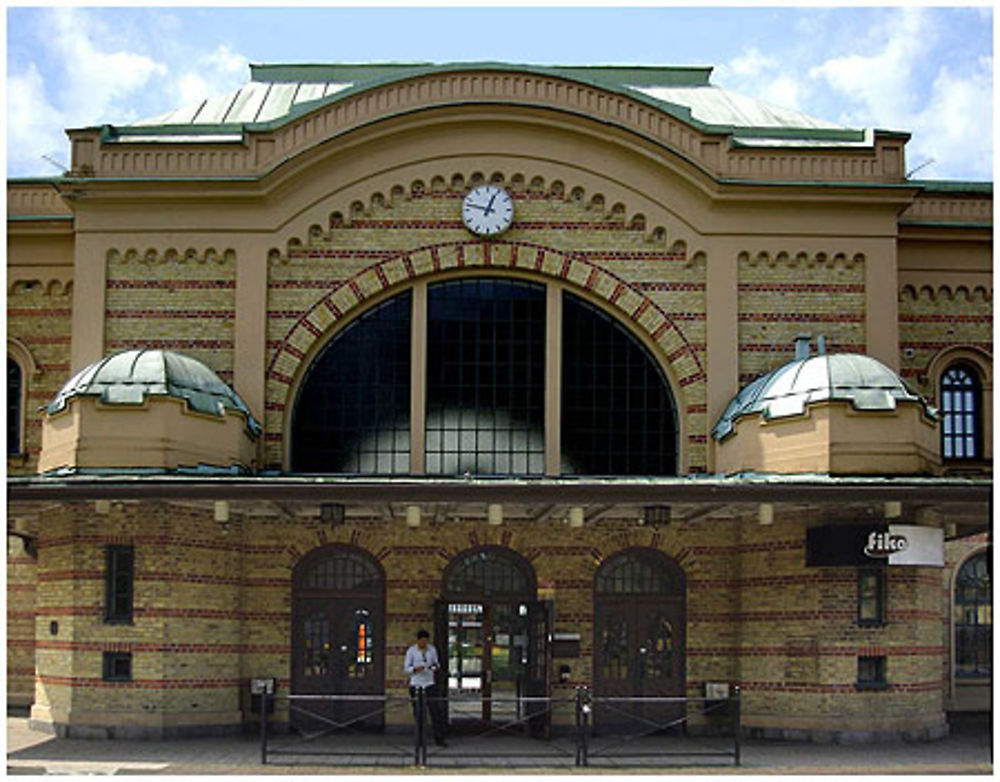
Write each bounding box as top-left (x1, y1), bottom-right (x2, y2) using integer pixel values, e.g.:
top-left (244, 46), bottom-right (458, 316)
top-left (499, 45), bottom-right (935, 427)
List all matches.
top-left (426, 278), bottom-right (546, 475)
top-left (302, 552), bottom-right (382, 591)
top-left (291, 291), bottom-right (412, 473)
top-left (941, 364), bottom-right (981, 460)
top-left (445, 549), bottom-right (533, 596)
top-left (8, 358), bottom-right (22, 455)
top-left (561, 293), bottom-right (678, 475)
top-left (596, 552), bottom-right (677, 594)
top-left (955, 552), bottom-right (991, 677)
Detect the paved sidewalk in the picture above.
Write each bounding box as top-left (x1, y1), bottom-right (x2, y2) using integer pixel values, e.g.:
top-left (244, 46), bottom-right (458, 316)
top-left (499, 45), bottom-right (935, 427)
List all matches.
top-left (7, 715), bottom-right (992, 775)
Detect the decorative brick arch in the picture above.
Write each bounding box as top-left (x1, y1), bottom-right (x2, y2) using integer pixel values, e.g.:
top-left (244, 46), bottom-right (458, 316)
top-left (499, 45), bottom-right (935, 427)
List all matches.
top-left (265, 238), bottom-right (707, 470)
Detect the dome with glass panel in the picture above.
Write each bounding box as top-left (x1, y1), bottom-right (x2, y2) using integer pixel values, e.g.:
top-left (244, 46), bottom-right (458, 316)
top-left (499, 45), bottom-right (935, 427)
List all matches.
top-left (712, 352), bottom-right (935, 442)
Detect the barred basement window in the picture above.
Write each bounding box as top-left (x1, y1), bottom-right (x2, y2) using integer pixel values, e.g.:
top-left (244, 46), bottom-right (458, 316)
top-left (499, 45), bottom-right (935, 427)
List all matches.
top-left (857, 568), bottom-right (886, 626)
top-left (102, 651), bottom-right (132, 682)
top-left (105, 545), bottom-right (134, 623)
top-left (856, 655), bottom-right (887, 689)
top-left (940, 363), bottom-right (982, 460)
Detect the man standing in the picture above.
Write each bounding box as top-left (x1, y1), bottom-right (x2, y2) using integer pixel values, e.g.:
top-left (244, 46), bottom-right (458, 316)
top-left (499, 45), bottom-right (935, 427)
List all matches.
top-left (404, 629), bottom-right (447, 746)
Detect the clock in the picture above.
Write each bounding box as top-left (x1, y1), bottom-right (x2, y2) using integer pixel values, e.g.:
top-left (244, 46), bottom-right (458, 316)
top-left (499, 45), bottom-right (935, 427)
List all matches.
top-left (462, 185), bottom-right (514, 236)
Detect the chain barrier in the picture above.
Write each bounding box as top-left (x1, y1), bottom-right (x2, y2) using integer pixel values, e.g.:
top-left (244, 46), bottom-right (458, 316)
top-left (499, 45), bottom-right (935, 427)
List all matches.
top-left (259, 686), bottom-right (741, 768)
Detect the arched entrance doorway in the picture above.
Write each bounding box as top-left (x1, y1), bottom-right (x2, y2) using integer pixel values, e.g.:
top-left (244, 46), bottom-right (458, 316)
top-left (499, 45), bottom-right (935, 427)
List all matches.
top-left (291, 544), bottom-right (385, 732)
top-left (435, 546), bottom-right (549, 733)
top-left (593, 548), bottom-right (686, 729)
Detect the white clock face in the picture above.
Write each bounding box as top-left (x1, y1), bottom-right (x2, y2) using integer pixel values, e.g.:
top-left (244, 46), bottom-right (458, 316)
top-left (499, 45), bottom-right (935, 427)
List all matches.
top-left (462, 185), bottom-right (514, 236)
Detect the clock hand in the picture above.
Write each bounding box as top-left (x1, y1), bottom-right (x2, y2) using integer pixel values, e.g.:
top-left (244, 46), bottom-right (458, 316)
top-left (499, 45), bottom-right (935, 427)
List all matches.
top-left (465, 202), bottom-right (488, 212)
top-left (484, 192), bottom-right (498, 216)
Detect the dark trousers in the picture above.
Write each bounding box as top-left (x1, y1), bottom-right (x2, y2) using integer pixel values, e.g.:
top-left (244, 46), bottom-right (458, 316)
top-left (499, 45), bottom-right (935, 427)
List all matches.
top-left (410, 684), bottom-right (446, 741)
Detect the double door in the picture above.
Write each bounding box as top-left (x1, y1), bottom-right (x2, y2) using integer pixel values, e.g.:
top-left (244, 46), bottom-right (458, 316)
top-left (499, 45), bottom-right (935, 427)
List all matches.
top-left (593, 596), bottom-right (685, 730)
top-left (291, 597), bottom-right (383, 732)
top-left (436, 599), bottom-right (550, 734)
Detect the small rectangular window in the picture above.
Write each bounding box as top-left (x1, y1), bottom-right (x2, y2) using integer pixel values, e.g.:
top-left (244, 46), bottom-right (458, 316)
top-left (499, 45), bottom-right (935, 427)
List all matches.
top-left (857, 568), bottom-right (886, 626)
top-left (857, 655), bottom-right (887, 689)
top-left (102, 651), bottom-right (132, 682)
top-left (105, 545), bottom-right (134, 623)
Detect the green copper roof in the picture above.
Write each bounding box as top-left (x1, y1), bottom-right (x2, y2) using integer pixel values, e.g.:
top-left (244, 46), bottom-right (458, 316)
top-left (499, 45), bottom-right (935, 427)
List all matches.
top-left (46, 349), bottom-right (262, 437)
top-left (122, 61), bottom-right (861, 142)
top-left (712, 352), bottom-right (936, 442)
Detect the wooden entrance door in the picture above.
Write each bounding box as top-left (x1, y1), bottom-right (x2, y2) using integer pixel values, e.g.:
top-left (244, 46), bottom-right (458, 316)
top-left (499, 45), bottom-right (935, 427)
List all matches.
top-left (593, 549), bottom-right (686, 730)
top-left (291, 545), bottom-right (384, 733)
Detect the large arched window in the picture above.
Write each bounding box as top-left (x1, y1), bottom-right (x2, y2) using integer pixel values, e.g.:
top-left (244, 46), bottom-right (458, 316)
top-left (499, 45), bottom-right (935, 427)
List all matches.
top-left (562, 293), bottom-right (678, 475)
top-left (291, 291), bottom-right (412, 473)
top-left (955, 551), bottom-right (991, 677)
top-left (940, 363), bottom-right (983, 460)
top-left (426, 278), bottom-right (546, 475)
top-left (8, 357), bottom-right (23, 455)
top-left (290, 277), bottom-right (679, 476)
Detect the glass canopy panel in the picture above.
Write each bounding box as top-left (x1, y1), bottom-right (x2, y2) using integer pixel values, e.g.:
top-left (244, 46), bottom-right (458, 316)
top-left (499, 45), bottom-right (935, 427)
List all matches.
top-left (425, 278), bottom-right (546, 475)
top-left (561, 293), bottom-right (678, 475)
top-left (291, 290), bottom-right (412, 473)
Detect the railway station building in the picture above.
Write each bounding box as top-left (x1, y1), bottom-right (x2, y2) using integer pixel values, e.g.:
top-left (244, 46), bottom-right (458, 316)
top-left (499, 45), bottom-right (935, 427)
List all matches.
top-left (6, 62), bottom-right (992, 742)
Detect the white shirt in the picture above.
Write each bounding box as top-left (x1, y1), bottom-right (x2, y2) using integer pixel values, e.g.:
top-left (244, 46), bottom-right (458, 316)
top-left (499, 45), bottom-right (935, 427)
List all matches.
top-left (404, 642), bottom-right (440, 688)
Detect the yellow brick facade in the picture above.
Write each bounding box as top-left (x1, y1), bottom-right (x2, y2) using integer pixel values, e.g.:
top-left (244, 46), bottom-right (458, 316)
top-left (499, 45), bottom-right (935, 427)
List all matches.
top-left (6, 63), bottom-right (991, 743)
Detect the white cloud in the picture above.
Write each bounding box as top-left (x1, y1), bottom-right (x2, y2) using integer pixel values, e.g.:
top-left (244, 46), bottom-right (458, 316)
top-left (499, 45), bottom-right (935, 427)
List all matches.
top-left (715, 46), bottom-right (809, 114)
top-left (808, 8), bottom-right (991, 179)
top-left (808, 6), bottom-right (932, 128)
top-left (45, 7), bottom-right (167, 125)
top-left (906, 56), bottom-right (993, 180)
top-left (727, 47), bottom-right (777, 78)
top-left (7, 9), bottom-right (251, 176)
top-left (172, 44), bottom-right (250, 108)
top-left (7, 63), bottom-right (69, 173)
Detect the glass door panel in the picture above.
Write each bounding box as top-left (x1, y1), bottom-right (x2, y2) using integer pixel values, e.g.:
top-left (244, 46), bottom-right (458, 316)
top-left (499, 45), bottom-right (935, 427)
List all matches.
top-left (489, 601), bottom-right (529, 723)
top-left (447, 603), bottom-right (485, 721)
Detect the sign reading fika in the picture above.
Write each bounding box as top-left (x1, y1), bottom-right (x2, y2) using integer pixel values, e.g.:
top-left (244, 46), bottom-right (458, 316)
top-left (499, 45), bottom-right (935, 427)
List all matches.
top-left (865, 524), bottom-right (944, 567)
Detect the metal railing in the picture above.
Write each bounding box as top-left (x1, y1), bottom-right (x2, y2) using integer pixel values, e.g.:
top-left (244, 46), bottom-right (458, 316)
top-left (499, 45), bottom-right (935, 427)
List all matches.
top-left (259, 686), bottom-right (741, 768)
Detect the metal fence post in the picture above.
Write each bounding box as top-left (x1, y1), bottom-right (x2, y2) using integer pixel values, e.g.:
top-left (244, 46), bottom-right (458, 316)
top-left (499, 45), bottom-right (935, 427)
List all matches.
top-left (259, 689), bottom-right (269, 765)
top-left (732, 685), bottom-right (741, 767)
top-left (574, 687), bottom-right (583, 767)
top-left (581, 686), bottom-right (590, 767)
top-left (415, 688), bottom-right (427, 766)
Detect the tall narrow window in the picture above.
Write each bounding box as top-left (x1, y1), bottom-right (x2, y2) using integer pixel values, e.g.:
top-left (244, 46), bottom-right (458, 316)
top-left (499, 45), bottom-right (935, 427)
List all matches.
top-left (291, 291), bottom-right (412, 473)
top-left (561, 293), bottom-right (678, 475)
top-left (426, 278), bottom-right (546, 475)
top-left (955, 551), bottom-right (991, 677)
top-left (857, 568), bottom-right (886, 626)
top-left (105, 545), bottom-right (134, 623)
top-left (941, 364), bottom-right (982, 460)
top-left (8, 358), bottom-right (22, 455)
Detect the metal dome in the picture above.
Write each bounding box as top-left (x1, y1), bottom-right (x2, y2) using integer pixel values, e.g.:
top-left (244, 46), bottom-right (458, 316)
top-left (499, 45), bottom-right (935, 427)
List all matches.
top-left (712, 353), bottom-right (936, 442)
top-left (46, 349), bottom-right (262, 436)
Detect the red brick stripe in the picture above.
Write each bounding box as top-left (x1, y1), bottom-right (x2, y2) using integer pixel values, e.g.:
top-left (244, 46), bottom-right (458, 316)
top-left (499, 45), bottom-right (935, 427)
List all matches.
top-left (106, 309), bottom-right (235, 319)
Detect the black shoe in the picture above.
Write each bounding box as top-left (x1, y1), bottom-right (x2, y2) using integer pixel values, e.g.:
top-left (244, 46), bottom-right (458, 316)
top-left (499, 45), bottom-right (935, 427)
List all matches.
top-left (434, 739), bottom-right (448, 747)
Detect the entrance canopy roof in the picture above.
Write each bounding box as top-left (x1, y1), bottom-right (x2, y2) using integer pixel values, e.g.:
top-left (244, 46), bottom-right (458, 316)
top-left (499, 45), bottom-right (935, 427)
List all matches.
top-left (7, 473), bottom-right (990, 505)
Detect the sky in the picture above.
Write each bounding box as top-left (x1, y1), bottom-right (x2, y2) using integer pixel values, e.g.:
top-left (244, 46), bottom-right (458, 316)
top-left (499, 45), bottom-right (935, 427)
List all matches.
top-left (5, 5), bottom-right (994, 181)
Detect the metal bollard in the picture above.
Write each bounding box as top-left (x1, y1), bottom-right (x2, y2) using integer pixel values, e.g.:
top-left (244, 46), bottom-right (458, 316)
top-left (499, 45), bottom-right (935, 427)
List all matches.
top-left (732, 685), bottom-right (741, 767)
top-left (580, 687), bottom-right (590, 767)
top-left (259, 689), bottom-right (268, 765)
top-left (414, 688), bottom-right (427, 766)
